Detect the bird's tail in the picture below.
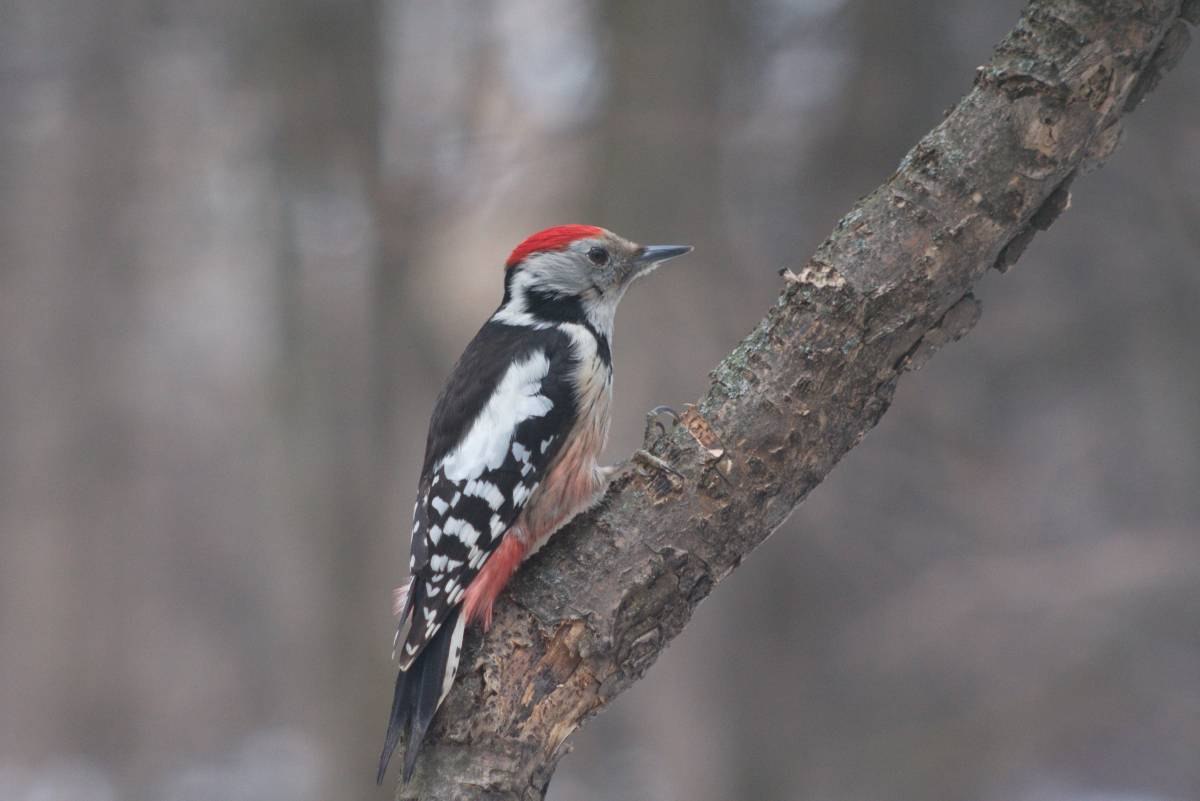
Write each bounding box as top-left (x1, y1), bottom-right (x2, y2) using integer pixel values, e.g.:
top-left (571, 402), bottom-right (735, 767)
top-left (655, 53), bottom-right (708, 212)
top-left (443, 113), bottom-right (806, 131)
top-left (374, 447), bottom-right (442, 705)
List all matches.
top-left (377, 606), bottom-right (466, 785)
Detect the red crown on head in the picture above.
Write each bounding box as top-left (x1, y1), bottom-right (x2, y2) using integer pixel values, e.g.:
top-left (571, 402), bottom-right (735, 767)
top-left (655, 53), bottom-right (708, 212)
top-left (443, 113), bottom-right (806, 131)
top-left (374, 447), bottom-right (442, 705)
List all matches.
top-left (505, 225), bottom-right (604, 269)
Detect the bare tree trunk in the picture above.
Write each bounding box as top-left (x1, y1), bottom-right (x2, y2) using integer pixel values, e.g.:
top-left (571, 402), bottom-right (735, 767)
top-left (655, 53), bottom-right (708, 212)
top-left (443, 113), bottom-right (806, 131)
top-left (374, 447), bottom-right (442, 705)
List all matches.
top-left (395, 1), bottom-right (1196, 798)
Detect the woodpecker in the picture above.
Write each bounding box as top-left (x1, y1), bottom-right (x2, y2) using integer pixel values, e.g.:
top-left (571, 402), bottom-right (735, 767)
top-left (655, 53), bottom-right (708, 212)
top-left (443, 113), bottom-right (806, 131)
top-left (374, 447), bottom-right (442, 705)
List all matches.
top-left (377, 225), bottom-right (691, 784)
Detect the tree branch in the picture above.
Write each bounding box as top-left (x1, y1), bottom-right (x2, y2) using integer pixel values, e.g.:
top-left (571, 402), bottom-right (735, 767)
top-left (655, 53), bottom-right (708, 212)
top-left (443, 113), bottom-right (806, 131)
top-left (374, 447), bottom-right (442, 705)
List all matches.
top-left (398, 2), bottom-right (1195, 798)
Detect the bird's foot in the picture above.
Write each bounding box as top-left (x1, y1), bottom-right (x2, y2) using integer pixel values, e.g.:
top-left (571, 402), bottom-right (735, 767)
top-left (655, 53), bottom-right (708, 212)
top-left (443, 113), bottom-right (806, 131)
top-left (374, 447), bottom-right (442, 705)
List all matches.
top-left (600, 406), bottom-right (684, 490)
top-left (630, 448), bottom-right (684, 479)
top-left (604, 447), bottom-right (684, 487)
top-left (636, 406), bottom-right (685, 480)
top-left (643, 404), bottom-right (680, 446)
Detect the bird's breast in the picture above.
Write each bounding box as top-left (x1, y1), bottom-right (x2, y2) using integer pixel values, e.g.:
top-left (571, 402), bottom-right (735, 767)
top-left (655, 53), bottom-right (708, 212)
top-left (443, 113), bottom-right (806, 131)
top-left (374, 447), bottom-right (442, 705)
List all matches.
top-left (516, 326), bottom-right (613, 546)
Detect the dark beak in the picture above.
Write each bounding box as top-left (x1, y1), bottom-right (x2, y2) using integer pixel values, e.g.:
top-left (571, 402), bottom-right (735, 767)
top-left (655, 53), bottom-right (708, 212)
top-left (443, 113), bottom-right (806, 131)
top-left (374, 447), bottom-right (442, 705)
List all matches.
top-left (635, 244), bottom-right (693, 265)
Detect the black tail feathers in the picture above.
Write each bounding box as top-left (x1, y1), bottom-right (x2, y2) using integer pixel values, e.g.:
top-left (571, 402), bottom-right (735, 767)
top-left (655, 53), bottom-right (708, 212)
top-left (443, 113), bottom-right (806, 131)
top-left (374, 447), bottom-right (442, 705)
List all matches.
top-left (377, 606), bottom-right (462, 785)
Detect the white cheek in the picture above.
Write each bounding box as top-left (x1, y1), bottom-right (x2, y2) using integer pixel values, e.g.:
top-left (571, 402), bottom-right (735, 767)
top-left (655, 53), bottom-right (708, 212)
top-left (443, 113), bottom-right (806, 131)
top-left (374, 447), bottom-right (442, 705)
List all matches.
top-left (584, 293), bottom-right (621, 340)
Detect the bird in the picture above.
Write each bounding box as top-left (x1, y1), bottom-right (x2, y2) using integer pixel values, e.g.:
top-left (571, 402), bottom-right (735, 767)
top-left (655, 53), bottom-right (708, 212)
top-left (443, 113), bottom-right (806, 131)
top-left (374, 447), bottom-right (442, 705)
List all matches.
top-left (377, 225), bottom-right (692, 784)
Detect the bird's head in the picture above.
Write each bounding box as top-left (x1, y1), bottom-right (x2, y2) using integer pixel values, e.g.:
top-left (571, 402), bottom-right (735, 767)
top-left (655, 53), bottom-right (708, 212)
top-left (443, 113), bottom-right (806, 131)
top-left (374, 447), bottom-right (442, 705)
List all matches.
top-left (498, 224), bottom-right (692, 337)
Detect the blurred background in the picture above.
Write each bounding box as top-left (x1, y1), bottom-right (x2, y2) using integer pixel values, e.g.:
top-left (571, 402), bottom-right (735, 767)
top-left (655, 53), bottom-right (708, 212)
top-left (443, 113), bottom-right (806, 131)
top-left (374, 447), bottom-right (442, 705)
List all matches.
top-left (2, 1), bottom-right (1198, 800)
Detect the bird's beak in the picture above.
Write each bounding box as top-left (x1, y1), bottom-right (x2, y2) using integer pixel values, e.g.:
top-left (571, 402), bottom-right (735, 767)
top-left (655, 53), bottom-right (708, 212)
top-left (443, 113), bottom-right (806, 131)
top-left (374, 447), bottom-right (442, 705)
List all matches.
top-left (635, 244), bottom-right (693, 265)
top-left (628, 244), bottom-right (693, 283)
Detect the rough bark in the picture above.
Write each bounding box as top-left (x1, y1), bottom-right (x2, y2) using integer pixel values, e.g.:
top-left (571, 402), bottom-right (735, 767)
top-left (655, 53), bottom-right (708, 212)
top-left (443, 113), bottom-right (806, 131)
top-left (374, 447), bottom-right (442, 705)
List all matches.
top-left (397, 2), bottom-right (1195, 798)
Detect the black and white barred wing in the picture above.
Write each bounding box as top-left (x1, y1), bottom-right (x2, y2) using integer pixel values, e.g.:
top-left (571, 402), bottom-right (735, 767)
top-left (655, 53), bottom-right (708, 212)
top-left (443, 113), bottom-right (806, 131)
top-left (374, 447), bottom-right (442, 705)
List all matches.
top-left (394, 326), bottom-right (575, 668)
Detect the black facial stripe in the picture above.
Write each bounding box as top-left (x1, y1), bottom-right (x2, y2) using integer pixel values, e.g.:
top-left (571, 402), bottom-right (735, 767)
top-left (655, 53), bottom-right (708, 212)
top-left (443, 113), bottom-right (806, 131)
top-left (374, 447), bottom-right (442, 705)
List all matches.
top-left (523, 287), bottom-right (586, 324)
top-left (525, 290), bottom-right (612, 362)
top-left (592, 327), bottom-right (611, 366)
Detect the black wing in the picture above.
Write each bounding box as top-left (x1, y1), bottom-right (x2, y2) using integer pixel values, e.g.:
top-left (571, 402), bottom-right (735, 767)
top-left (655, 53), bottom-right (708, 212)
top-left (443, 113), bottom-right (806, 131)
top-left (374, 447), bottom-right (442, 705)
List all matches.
top-left (395, 321), bottom-right (577, 667)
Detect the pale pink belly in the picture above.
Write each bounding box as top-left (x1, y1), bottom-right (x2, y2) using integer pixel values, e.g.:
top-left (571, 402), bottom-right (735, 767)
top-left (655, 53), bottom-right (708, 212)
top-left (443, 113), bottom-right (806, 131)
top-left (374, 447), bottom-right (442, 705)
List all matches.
top-left (462, 373), bottom-right (612, 628)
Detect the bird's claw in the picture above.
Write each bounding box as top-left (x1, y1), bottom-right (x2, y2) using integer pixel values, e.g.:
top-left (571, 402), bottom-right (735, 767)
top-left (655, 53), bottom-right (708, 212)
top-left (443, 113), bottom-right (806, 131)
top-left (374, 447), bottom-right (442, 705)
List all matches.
top-left (604, 447), bottom-right (684, 487)
top-left (630, 448), bottom-right (684, 480)
top-left (600, 407), bottom-right (684, 488)
top-left (643, 405), bottom-right (680, 446)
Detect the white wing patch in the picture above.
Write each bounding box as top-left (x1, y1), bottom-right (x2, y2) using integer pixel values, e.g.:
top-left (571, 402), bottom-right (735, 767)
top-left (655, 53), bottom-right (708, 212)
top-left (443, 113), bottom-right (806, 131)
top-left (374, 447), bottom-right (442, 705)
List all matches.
top-left (458, 521), bottom-right (482, 547)
top-left (442, 516), bottom-right (481, 547)
top-left (437, 351), bottom-right (554, 482)
top-left (464, 478), bottom-right (505, 511)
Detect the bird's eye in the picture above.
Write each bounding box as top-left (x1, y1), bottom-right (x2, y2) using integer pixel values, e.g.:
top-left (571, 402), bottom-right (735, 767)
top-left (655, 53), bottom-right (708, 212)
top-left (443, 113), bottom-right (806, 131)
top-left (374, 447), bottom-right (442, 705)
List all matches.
top-left (587, 246), bottom-right (609, 266)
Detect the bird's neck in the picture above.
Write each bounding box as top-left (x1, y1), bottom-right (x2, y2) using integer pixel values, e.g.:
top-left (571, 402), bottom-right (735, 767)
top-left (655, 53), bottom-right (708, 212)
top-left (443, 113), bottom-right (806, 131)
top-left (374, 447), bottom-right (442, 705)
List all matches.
top-left (493, 280), bottom-right (617, 353)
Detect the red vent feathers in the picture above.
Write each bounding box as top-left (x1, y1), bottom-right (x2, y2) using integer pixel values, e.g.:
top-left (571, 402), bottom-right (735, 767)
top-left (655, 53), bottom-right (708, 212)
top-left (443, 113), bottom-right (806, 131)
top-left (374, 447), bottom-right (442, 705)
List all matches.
top-left (505, 225), bottom-right (604, 269)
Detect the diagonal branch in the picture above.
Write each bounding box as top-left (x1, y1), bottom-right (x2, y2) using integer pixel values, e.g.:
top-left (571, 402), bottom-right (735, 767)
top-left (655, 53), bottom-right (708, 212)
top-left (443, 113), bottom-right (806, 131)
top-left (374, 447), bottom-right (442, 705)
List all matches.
top-left (398, 2), bottom-right (1195, 798)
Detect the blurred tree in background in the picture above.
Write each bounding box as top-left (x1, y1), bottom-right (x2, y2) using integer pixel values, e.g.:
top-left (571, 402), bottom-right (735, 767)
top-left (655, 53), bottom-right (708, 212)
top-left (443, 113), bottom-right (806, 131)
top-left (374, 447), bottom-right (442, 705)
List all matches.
top-left (0, 2), bottom-right (1197, 800)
